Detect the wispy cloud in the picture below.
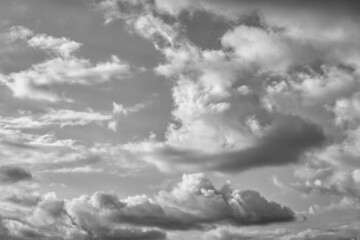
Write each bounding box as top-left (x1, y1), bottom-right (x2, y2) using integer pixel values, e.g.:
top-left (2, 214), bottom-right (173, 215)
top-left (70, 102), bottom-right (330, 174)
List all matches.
top-left (1, 26), bottom-right (131, 101)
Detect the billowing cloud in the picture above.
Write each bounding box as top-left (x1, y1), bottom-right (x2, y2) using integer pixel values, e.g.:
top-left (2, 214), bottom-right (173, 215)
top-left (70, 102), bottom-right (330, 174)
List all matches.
top-left (0, 173), bottom-right (295, 239)
top-left (68, 173), bottom-right (295, 231)
top-left (126, 115), bottom-right (325, 173)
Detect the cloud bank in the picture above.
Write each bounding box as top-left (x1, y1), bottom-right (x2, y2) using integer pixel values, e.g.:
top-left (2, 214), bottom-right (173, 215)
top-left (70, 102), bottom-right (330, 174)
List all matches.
top-left (0, 173), bottom-right (295, 239)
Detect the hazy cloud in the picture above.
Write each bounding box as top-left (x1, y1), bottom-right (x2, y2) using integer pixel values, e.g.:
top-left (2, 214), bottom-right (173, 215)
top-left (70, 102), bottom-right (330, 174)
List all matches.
top-left (0, 166), bottom-right (32, 184)
top-left (204, 224), bottom-right (360, 240)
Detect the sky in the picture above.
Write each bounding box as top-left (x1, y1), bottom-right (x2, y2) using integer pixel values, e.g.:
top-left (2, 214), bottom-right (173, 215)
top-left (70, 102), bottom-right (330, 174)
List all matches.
top-left (0, 0), bottom-right (360, 239)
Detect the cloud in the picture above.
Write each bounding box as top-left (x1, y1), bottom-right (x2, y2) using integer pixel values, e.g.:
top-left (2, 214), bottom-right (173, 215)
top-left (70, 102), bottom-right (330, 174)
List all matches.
top-left (2, 55), bottom-right (130, 101)
top-left (6, 25), bottom-right (82, 58)
top-left (212, 115), bottom-right (325, 172)
top-left (2, 193), bottom-right (41, 207)
top-left (41, 166), bottom-right (103, 174)
top-left (0, 173), bottom-right (294, 239)
top-left (109, 102), bottom-right (148, 131)
top-left (0, 101), bottom-right (148, 140)
top-left (221, 24), bottom-right (360, 72)
top-left (0, 190), bottom-right (166, 240)
top-left (93, 0), bottom-right (153, 24)
top-left (89, 0), bottom-right (360, 190)
top-left (204, 224), bottom-right (360, 240)
top-left (133, 14), bottom-right (180, 47)
top-left (0, 109), bottom-right (114, 129)
top-left (0, 166), bottom-right (32, 184)
top-left (3, 220), bottom-right (47, 239)
top-left (127, 115), bottom-right (325, 173)
top-left (0, 125), bottom-right (148, 178)
top-left (286, 167), bottom-right (360, 200)
top-left (153, 0), bottom-right (360, 22)
top-left (5, 26), bottom-right (33, 42)
top-left (68, 173), bottom-right (295, 231)
top-left (1, 26), bottom-right (131, 101)
top-left (204, 227), bottom-right (289, 240)
top-left (28, 34), bottom-right (82, 58)
top-left (112, 102), bottom-right (147, 116)
top-left (280, 225), bottom-right (360, 240)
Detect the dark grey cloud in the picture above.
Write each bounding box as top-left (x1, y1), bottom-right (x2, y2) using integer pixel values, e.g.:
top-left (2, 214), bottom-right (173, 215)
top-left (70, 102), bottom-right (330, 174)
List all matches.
top-left (213, 115), bottom-right (326, 172)
top-left (3, 193), bottom-right (40, 207)
top-left (0, 166), bottom-right (32, 184)
top-left (88, 227), bottom-right (166, 240)
top-left (141, 115), bottom-right (326, 173)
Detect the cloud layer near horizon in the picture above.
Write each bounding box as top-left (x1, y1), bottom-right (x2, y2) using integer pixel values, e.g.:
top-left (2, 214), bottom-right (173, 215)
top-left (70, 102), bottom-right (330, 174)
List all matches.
top-left (0, 172), bottom-right (295, 239)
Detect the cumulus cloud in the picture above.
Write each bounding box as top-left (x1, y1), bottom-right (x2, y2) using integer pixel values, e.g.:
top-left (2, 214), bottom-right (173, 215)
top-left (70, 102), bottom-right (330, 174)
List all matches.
top-left (0, 189), bottom-right (165, 240)
top-left (67, 173), bottom-right (295, 231)
top-left (70, 174), bottom-right (295, 230)
top-left (0, 173), bottom-right (295, 239)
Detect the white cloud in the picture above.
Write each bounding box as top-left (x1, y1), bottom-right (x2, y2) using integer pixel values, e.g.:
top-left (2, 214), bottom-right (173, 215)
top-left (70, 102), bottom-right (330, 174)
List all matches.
top-left (112, 102), bottom-right (146, 116)
top-left (5, 25), bottom-right (34, 42)
top-left (28, 34), bottom-right (82, 58)
top-left (1, 27), bottom-right (131, 101)
top-left (2, 55), bottom-right (130, 101)
top-left (40, 166), bottom-right (103, 174)
top-left (67, 172), bottom-right (295, 231)
top-left (0, 109), bottom-right (113, 129)
top-left (133, 14), bottom-right (179, 47)
top-left (0, 173), bottom-right (295, 239)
